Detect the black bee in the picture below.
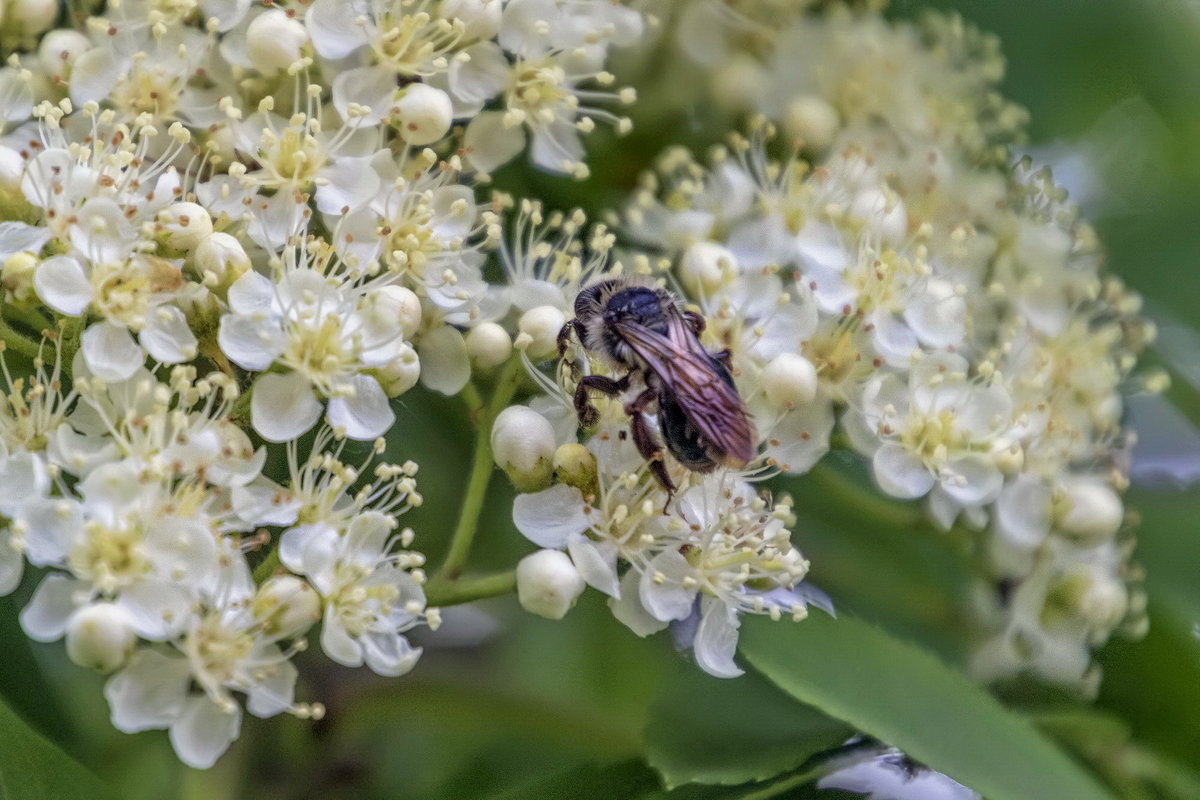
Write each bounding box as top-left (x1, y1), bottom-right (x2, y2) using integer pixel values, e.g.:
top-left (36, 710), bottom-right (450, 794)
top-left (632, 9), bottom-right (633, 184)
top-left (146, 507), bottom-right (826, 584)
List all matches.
top-left (557, 278), bottom-right (757, 498)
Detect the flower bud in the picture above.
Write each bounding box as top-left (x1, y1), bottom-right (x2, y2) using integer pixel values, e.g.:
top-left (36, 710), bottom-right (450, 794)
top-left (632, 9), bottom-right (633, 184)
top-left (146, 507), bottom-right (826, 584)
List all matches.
top-left (553, 443), bottom-right (597, 495)
top-left (1055, 478), bottom-right (1123, 543)
top-left (848, 187), bottom-right (907, 244)
top-left (516, 549), bottom-right (585, 620)
top-left (1043, 566), bottom-right (1127, 634)
top-left (679, 241), bottom-right (737, 296)
top-left (65, 603), bottom-right (136, 673)
top-left (194, 231), bottom-right (252, 288)
top-left (5, 0), bottom-right (58, 38)
top-left (3, 251), bottom-right (39, 306)
top-left (253, 575), bottom-right (321, 639)
top-left (760, 353), bottom-right (818, 409)
top-left (516, 305), bottom-right (566, 361)
top-left (37, 29), bottom-right (91, 83)
top-left (246, 9), bottom-right (310, 75)
top-left (466, 321), bottom-right (512, 370)
top-left (377, 342), bottom-right (421, 396)
top-left (439, 0), bottom-right (502, 39)
top-left (783, 95), bottom-right (840, 151)
top-left (367, 285), bottom-right (422, 340)
top-left (157, 202), bottom-right (214, 255)
top-left (492, 405), bottom-right (556, 491)
top-left (393, 84), bottom-right (453, 146)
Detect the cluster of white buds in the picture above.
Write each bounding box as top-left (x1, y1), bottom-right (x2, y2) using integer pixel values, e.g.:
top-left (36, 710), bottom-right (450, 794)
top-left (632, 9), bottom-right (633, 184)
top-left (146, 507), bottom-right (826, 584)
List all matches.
top-left (615, 1), bottom-right (1153, 691)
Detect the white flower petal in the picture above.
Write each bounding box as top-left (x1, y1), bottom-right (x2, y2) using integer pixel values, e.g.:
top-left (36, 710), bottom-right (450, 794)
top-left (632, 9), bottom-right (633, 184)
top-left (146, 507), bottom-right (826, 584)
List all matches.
top-left (140, 305), bottom-right (198, 363)
top-left (326, 374), bottom-right (394, 439)
top-left (116, 579), bottom-right (192, 641)
top-left (566, 537), bottom-right (619, 597)
top-left (105, 649), bottom-right (191, 732)
top-left (16, 498), bottom-right (80, 566)
top-left (218, 313), bottom-right (286, 371)
top-left (512, 484), bottom-right (592, 548)
top-left (19, 574), bottom-right (80, 641)
top-left (81, 321), bottom-right (143, 382)
top-left (639, 551), bottom-right (697, 622)
top-left (245, 652), bottom-right (297, 717)
top-left (320, 611), bottom-right (363, 667)
top-left (169, 695), bottom-right (242, 770)
top-left (305, 0), bottom-right (369, 59)
top-left (463, 111), bottom-right (526, 173)
top-left (361, 632), bottom-right (422, 677)
top-left (0, 222), bottom-right (51, 262)
top-left (608, 569), bottom-right (669, 637)
top-left (693, 599), bottom-right (744, 678)
top-left (873, 443), bottom-right (935, 499)
top-left (416, 325), bottom-right (470, 395)
top-left (251, 373), bottom-right (322, 443)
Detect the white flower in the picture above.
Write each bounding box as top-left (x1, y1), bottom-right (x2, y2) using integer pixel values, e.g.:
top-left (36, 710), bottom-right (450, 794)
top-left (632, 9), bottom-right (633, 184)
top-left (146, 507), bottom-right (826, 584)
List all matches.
top-left (219, 245), bottom-right (411, 441)
top-left (282, 511), bottom-right (426, 676)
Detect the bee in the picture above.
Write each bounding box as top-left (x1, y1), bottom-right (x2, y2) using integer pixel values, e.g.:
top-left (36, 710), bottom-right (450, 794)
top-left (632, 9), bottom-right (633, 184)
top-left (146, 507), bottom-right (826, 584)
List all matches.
top-left (557, 278), bottom-right (757, 499)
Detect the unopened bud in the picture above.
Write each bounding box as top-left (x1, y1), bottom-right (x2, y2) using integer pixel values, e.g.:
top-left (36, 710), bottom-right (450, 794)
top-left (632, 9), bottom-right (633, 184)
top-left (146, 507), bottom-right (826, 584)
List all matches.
top-left (377, 342), bottom-right (421, 396)
top-left (394, 84), bottom-right (453, 146)
top-left (783, 95), bottom-right (840, 150)
top-left (37, 29), bottom-right (91, 82)
top-left (246, 9), bottom-right (310, 75)
top-left (65, 603), bottom-right (136, 673)
top-left (253, 575), bottom-right (321, 639)
top-left (466, 322), bottom-right (512, 370)
top-left (1056, 478), bottom-right (1123, 543)
top-left (760, 353), bottom-right (818, 409)
top-left (3, 251), bottom-right (39, 306)
top-left (194, 232), bottom-right (251, 288)
top-left (157, 202), bottom-right (213, 254)
top-left (517, 305), bottom-right (566, 361)
top-left (679, 241), bottom-right (737, 296)
top-left (6, 0), bottom-right (58, 38)
top-left (492, 405), bottom-right (556, 490)
top-left (553, 443), bottom-right (597, 495)
top-left (516, 549), bottom-right (585, 620)
top-left (367, 285), bottom-right (422, 340)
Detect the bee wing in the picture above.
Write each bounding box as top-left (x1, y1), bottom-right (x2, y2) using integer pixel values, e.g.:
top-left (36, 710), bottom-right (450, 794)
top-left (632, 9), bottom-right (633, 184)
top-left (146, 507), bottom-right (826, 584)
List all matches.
top-left (611, 318), bottom-right (757, 467)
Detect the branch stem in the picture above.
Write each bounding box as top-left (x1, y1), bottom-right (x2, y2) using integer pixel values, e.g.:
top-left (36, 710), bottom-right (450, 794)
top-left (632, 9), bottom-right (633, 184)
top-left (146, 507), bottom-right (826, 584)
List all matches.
top-left (424, 570), bottom-right (517, 607)
top-left (435, 357), bottom-right (524, 581)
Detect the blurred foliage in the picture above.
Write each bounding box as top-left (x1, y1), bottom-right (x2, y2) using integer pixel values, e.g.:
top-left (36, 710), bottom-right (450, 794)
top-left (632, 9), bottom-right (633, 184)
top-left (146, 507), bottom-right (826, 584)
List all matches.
top-left (4, 1), bottom-right (1200, 798)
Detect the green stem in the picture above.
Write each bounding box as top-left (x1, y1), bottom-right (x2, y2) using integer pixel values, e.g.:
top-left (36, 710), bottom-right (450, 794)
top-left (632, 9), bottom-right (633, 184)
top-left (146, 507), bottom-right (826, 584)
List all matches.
top-left (0, 316), bottom-right (43, 359)
top-left (423, 569), bottom-right (517, 607)
top-left (58, 316), bottom-right (82, 372)
top-left (252, 545), bottom-right (281, 585)
top-left (228, 380), bottom-right (254, 427)
top-left (1, 304), bottom-right (52, 337)
top-left (435, 357), bottom-right (524, 581)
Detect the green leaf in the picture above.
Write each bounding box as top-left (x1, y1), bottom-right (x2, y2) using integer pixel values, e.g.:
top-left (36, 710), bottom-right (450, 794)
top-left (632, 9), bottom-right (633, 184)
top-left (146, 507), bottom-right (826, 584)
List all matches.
top-left (0, 694), bottom-right (112, 800)
top-left (740, 612), bottom-right (1115, 800)
top-left (645, 664), bottom-right (849, 788)
top-left (480, 760), bottom-right (660, 800)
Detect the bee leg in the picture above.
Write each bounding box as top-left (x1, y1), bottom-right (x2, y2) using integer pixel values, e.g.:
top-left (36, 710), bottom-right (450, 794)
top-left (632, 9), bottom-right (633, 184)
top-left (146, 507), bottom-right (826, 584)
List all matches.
top-left (683, 310), bottom-right (706, 335)
top-left (713, 348), bottom-right (733, 370)
top-left (574, 374), bottom-right (629, 428)
top-left (557, 321), bottom-right (585, 381)
top-left (625, 388), bottom-right (676, 506)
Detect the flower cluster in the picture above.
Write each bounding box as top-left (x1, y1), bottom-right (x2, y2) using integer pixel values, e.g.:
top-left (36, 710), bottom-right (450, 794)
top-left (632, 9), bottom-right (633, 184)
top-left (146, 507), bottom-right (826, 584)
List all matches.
top-left (0, 355), bottom-right (429, 767)
top-left (617, 27), bottom-right (1150, 688)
